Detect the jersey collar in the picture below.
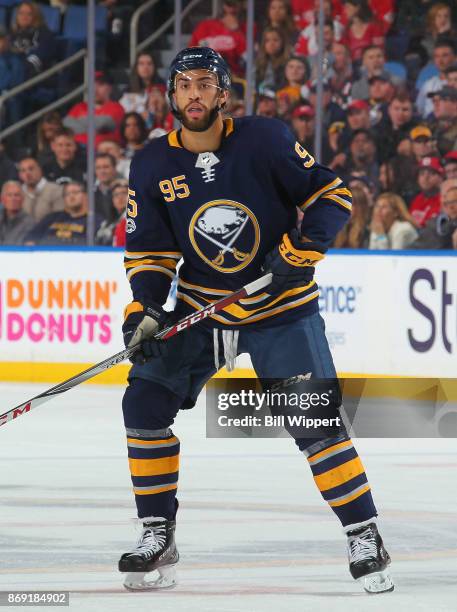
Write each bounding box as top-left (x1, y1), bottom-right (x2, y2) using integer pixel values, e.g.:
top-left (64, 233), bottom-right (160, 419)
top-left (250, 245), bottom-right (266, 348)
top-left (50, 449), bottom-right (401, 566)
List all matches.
top-left (167, 117), bottom-right (234, 149)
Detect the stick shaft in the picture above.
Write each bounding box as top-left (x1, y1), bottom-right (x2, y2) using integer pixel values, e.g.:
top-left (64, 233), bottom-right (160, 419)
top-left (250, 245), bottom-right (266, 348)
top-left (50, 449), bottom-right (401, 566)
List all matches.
top-left (0, 273), bottom-right (272, 428)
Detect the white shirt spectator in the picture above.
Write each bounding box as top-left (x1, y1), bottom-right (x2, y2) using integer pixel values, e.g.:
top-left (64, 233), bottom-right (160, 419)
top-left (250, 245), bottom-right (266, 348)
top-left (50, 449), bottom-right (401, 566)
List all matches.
top-left (416, 75), bottom-right (446, 118)
top-left (369, 220), bottom-right (418, 249)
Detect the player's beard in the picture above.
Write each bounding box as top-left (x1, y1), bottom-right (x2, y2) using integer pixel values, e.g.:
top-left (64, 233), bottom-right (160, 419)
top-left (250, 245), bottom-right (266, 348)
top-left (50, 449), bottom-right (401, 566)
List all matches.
top-left (179, 99), bottom-right (221, 132)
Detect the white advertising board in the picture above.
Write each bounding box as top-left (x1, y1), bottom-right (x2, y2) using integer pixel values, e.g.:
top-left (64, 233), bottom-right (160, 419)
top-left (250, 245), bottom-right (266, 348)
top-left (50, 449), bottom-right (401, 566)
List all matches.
top-left (0, 249), bottom-right (455, 380)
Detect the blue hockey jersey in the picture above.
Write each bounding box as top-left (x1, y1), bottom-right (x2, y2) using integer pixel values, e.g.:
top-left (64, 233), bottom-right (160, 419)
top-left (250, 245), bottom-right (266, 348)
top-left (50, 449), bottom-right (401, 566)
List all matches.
top-left (124, 116), bottom-right (351, 328)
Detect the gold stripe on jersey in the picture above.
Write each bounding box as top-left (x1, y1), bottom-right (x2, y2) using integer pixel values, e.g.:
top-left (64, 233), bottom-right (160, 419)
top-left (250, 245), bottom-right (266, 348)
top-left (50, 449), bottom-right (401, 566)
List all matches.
top-left (176, 287), bottom-right (319, 325)
top-left (124, 258), bottom-right (178, 270)
top-left (125, 251), bottom-right (182, 259)
top-left (124, 251), bottom-right (181, 282)
top-left (299, 178), bottom-right (342, 210)
top-left (127, 265), bottom-right (175, 281)
top-left (323, 194), bottom-right (353, 211)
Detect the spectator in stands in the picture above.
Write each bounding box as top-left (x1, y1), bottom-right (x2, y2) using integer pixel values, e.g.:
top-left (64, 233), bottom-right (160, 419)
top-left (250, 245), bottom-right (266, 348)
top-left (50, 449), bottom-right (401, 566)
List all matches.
top-left (143, 87), bottom-right (174, 133)
top-left (367, 73), bottom-right (396, 125)
top-left (308, 79), bottom-right (345, 128)
top-left (95, 153), bottom-right (120, 223)
top-left (0, 26), bottom-right (26, 128)
top-left (42, 129), bottom-right (85, 185)
top-left (255, 88), bottom-right (279, 119)
top-left (369, 192), bottom-right (418, 249)
top-left (102, 0), bottom-right (136, 66)
top-left (341, 129), bottom-right (379, 190)
top-left (255, 26), bottom-right (290, 92)
top-left (416, 38), bottom-right (456, 118)
top-left (290, 103), bottom-right (333, 165)
top-left (25, 181), bottom-right (101, 246)
top-left (35, 111), bottom-right (64, 167)
top-left (9, 1), bottom-right (55, 76)
top-left (333, 184), bottom-right (370, 248)
top-left (341, 0), bottom-right (384, 63)
top-left (264, 0), bottom-right (298, 46)
top-left (190, 0), bottom-right (247, 77)
top-left (18, 157), bottom-right (64, 221)
top-left (410, 179), bottom-right (457, 249)
top-left (0, 180), bottom-right (35, 245)
top-left (429, 86), bottom-right (457, 155)
top-left (443, 151), bottom-right (457, 180)
top-left (378, 159), bottom-right (406, 195)
top-left (351, 45), bottom-right (388, 100)
top-left (119, 52), bottom-right (166, 114)
top-left (95, 179), bottom-right (128, 246)
top-left (409, 156), bottom-right (444, 228)
top-left (295, 12), bottom-right (338, 59)
top-left (120, 112), bottom-right (148, 160)
top-left (298, 19), bottom-right (338, 81)
top-left (376, 92), bottom-right (416, 162)
top-left (97, 140), bottom-right (130, 180)
top-left (64, 72), bottom-right (125, 147)
top-left (422, 3), bottom-right (456, 60)
top-left (341, 99), bottom-right (371, 143)
top-left (0, 144), bottom-right (18, 191)
top-left (328, 43), bottom-right (353, 105)
top-left (409, 125), bottom-right (436, 164)
top-left (276, 56), bottom-right (310, 110)
top-left (444, 63), bottom-right (457, 89)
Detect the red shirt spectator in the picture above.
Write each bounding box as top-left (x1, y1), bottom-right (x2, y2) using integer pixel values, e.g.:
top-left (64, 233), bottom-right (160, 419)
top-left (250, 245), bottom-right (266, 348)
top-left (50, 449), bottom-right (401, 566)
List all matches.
top-left (409, 157), bottom-right (444, 227)
top-left (64, 72), bottom-right (125, 147)
top-left (341, 0), bottom-right (385, 62)
top-left (343, 20), bottom-right (384, 61)
top-left (113, 215), bottom-right (126, 247)
top-left (291, 0), bottom-right (344, 31)
top-left (190, 1), bottom-right (247, 76)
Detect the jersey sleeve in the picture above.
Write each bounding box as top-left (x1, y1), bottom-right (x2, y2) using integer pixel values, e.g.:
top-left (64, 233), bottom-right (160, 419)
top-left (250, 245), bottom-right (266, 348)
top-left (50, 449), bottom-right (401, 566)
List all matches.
top-left (268, 119), bottom-right (352, 246)
top-left (124, 149), bottom-right (182, 306)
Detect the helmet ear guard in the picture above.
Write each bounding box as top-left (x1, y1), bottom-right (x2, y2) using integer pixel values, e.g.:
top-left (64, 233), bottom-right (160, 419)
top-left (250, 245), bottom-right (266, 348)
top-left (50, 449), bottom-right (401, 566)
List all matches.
top-left (167, 47), bottom-right (232, 122)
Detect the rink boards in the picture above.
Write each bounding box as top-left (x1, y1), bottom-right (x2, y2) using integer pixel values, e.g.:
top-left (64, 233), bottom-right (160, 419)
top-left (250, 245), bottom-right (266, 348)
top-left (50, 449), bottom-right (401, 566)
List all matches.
top-left (0, 247), bottom-right (455, 383)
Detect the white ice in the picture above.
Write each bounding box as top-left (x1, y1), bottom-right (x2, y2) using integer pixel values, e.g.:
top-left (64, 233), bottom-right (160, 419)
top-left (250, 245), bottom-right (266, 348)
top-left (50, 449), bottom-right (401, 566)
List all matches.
top-left (1, 383), bottom-right (457, 612)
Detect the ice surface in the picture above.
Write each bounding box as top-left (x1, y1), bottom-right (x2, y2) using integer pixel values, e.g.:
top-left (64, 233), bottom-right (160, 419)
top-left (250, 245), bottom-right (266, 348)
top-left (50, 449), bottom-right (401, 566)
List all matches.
top-left (1, 383), bottom-right (456, 612)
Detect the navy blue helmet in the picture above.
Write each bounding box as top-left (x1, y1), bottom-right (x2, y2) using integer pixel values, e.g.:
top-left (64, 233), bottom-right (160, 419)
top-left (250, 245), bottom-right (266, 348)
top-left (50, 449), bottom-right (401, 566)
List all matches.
top-left (167, 47), bottom-right (232, 101)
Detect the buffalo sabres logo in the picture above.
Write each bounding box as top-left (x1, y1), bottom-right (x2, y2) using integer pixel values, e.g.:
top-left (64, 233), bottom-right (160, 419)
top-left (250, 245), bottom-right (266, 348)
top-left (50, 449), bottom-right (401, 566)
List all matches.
top-left (189, 200), bottom-right (260, 273)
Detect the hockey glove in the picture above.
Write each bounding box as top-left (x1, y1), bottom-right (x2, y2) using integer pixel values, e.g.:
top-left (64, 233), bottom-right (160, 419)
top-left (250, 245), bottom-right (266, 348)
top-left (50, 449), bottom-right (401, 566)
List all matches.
top-left (262, 228), bottom-right (327, 296)
top-left (123, 301), bottom-right (167, 364)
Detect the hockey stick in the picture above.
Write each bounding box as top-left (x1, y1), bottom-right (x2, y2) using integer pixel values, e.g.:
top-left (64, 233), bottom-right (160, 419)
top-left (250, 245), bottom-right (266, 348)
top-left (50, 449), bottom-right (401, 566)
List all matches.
top-left (0, 273), bottom-right (272, 428)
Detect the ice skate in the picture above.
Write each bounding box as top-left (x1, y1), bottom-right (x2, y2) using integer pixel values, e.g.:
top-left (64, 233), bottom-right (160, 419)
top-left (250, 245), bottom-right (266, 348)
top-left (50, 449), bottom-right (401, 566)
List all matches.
top-left (119, 518), bottom-right (179, 591)
top-left (346, 522), bottom-right (394, 594)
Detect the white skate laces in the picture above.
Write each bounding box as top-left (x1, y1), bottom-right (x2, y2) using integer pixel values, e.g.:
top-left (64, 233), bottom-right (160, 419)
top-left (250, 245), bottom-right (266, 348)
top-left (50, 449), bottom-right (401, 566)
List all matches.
top-left (347, 528), bottom-right (377, 564)
top-left (132, 523), bottom-right (166, 559)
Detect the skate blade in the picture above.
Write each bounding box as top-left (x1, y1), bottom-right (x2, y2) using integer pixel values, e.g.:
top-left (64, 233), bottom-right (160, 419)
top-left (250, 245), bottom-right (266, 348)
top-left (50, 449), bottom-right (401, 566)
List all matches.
top-left (358, 569), bottom-right (394, 594)
top-left (123, 565), bottom-right (178, 591)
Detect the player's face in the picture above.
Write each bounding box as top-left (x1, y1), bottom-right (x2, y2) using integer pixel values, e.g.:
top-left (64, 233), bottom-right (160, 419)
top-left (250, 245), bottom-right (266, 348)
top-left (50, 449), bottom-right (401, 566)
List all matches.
top-left (174, 69), bottom-right (226, 131)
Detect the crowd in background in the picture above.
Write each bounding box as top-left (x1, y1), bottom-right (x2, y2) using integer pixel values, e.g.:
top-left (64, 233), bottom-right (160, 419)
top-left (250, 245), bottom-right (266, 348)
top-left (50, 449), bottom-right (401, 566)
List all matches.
top-left (0, 0), bottom-right (456, 250)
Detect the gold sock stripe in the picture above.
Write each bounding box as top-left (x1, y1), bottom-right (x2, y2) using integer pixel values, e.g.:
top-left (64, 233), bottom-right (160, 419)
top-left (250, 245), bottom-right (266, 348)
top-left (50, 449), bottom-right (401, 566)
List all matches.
top-left (133, 483), bottom-right (178, 496)
top-left (313, 457), bottom-right (365, 492)
top-left (128, 455), bottom-right (179, 477)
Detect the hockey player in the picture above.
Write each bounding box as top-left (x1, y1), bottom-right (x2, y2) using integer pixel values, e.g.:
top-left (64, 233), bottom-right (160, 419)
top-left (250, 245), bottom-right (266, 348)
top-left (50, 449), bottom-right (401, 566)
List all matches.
top-left (119, 46), bottom-right (394, 594)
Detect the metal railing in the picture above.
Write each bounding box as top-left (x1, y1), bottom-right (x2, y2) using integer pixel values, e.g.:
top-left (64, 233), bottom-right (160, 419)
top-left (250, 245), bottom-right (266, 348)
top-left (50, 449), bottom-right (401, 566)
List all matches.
top-left (130, 0), bottom-right (219, 67)
top-left (0, 49), bottom-right (87, 142)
